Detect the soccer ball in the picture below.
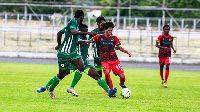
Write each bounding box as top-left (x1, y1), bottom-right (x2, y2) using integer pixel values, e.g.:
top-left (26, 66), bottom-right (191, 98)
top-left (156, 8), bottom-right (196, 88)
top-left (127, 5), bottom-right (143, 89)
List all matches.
top-left (120, 88), bottom-right (131, 99)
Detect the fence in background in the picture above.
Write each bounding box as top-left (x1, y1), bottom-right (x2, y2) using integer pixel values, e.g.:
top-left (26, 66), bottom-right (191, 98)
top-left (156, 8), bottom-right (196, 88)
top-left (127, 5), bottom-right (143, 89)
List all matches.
top-left (0, 13), bottom-right (200, 64)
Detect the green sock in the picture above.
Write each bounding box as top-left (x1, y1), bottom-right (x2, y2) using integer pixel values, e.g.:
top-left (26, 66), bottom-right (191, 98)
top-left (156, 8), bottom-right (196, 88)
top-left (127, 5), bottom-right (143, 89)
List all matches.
top-left (49, 74), bottom-right (61, 91)
top-left (70, 69), bottom-right (83, 87)
top-left (44, 75), bottom-right (55, 88)
top-left (97, 78), bottom-right (109, 92)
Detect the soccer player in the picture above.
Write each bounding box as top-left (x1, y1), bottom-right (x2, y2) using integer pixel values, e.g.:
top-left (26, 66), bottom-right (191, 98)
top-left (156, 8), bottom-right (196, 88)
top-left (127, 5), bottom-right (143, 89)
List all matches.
top-left (156, 24), bottom-right (176, 88)
top-left (91, 21), bottom-right (132, 90)
top-left (36, 10), bottom-right (97, 99)
top-left (88, 16), bottom-right (106, 77)
top-left (67, 24), bottom-right (117, 97)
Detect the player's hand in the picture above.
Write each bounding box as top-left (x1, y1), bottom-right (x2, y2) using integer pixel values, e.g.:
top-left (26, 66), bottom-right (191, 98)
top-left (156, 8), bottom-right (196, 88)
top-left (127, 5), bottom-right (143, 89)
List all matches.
top-left (173, 49), bottom-right (176, 54)
top-left (55, 45), bottom-right (60, 50)
top-left (88, 32), bottom-right (97, 36)
top-left (127, 52), bottom-right (132, 57)
top-left (115, 47), bottom-right (119, 50)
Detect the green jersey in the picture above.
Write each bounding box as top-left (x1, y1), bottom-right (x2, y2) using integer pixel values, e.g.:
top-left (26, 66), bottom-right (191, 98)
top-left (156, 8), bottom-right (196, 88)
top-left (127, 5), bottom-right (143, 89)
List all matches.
top-left (59, 18), bottom-right (79, 53)
top-left (77, 35), bottom-right (88, 61)
top-left (89, 28), bottom-right (105, 58)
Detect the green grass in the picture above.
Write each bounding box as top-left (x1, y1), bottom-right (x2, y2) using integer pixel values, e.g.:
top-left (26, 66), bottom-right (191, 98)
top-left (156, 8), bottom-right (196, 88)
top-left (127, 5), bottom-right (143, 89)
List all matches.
top-left (0, 62), bottom-right (200, 112)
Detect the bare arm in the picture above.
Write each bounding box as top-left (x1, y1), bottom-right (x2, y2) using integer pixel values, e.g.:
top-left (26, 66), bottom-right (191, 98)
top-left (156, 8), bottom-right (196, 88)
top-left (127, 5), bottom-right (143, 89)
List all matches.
top-left (171, 42), bottom-right (176, 53)
top-left (71, 29), bottom-right (97, 36)
top-left (55, 30), bottom-right (64, 50)
top-left (116, 45), bottom-right (132, 57)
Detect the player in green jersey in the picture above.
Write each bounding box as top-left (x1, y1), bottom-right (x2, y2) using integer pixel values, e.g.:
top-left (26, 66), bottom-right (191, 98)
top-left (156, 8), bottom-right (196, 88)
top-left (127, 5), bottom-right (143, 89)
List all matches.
top-left (36, 10), bottom-right (97, 99)
top-left (88, 16), bottom-right (105, 77)
top-left (67, 24), bottom-right (117, 97)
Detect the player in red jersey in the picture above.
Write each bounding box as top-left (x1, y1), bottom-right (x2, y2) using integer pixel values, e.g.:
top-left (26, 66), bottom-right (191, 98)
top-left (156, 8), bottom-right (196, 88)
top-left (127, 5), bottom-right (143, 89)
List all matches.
top-left (156, 24), bottom-right (176, 88)
top-left (92, 21), bottom-right (132, 91)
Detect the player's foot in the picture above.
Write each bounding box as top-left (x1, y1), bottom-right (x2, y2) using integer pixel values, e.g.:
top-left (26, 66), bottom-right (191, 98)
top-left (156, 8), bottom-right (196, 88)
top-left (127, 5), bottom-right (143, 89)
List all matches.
top-left (37, 87), bottom-right (46, 93)
top-left (164, 82), bottom-right (167, 88)
top-left (161, 80), bottom-right (164, 87)
top-left (112, 93), bottom-right (117, 97)
top-left (108, 87), bottom-right (117, 97)
top-left (47, 86), bottom-right (56, 99)
top-left (67, 87), bottom-right (79, 97)
top-left (120, 84), bottom-right (127, 88)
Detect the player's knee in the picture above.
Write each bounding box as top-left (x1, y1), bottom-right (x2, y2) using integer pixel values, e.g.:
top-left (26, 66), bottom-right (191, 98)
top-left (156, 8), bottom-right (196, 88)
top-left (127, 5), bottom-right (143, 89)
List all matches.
top-left (78, 65), bottom-right (85, 72)
top-left (58, 73), bottom-right (66, 79)
top-left (119, 74), bottom-right (125, 78)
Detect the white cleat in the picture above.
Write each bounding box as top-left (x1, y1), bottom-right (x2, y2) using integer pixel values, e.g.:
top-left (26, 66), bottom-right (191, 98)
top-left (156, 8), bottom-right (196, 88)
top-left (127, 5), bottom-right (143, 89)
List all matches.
top-left (67, 87), bottom-right (79, 97)
top-left (47, 86), bottom-right (56, 99)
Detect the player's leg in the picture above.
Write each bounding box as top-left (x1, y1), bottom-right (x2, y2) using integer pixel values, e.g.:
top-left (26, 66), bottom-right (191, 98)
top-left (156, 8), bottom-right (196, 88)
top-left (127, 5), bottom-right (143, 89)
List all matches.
top-left (67, 58), bottom-right (85, 97)
top-left (69, 58), bottom-right (85, 87)
top-left (164, 57), bottom-right (171, 88)
top-left (47, 69), bottom-right (68, 99)
top-left (159, 58), bottom-right (165, 86)
top-left (86, 66), bottom-right (117, 97)
top-left (111, 60), bottom-right (127, 88)
top-left (36, 56), bottom-right (69, 96)
top-left (102, 62), bottom-right (113, 90)
top-left (94, 57), bottom-right (103, 77)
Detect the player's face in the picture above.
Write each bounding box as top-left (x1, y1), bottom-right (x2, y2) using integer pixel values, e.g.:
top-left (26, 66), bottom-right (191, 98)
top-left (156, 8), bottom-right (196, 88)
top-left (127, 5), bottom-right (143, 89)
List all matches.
top-left (80, 28), bottom-right (88, 32)
top-left (105, 27), bottom-right (113, 36)
top-left (163, 27), bottom-right (170, 34)
top-left (98, 20), bottom-right (105, 30)
top-left (79, 16), bottom-right (84, 25)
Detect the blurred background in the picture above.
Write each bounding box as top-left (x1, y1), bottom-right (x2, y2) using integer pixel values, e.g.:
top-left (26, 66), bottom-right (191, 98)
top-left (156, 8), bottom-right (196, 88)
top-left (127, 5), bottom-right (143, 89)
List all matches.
top-left (0, 0), bottom-right (200, 64)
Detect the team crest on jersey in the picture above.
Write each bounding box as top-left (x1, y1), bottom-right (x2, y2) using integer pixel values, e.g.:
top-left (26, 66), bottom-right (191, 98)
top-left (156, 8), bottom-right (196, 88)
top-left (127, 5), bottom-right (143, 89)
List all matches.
top-left (169, 38), bottom-right (172, 41)
top-left (111, 38), bottom-right (114, 41)
top-left (103, 66), bottom-right (106, 69)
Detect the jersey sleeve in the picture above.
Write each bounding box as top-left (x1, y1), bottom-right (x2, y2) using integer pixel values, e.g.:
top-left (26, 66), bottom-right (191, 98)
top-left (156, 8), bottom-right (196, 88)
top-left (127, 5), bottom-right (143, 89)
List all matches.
top-left (156, 35), bottom-right (162, 43)
top-left (171, 36), bottom-right (174, 42)
top-left (61, 26), bottom-right (66, 32)
top-left (70, 20), bottom-right (78, 30)
top-left (93, 34), bottom-right (100, 42)
top-left (115, 36), bottom-right (121, 46)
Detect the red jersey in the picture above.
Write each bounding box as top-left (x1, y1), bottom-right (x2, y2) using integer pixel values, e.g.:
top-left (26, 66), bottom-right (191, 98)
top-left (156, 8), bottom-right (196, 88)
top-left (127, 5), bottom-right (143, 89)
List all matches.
top-left (156, 33), bottom-right (174, 58)
top-left (93, 34), bottom-right (121, 62)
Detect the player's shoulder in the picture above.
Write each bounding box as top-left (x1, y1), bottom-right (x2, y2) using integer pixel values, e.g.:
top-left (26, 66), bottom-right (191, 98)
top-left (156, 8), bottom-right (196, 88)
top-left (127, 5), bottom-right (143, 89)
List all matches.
top-left (169, 34), bottom-right (174, 38)
top-left (70, 18), bottom-right (78, 24)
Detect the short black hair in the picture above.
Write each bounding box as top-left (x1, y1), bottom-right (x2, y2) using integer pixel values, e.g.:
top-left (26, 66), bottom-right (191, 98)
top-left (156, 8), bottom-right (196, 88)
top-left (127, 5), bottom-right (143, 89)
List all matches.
top-left (163, 24), bottom-right (170, 30)
top-left (79, 24), bottom-right (88, 29)
top-left (74, 10), bottom-right (84, 17)
top-left (102, 21), bottom-right (115, 29)
top-left (96, 16), bottom-right (105, 23)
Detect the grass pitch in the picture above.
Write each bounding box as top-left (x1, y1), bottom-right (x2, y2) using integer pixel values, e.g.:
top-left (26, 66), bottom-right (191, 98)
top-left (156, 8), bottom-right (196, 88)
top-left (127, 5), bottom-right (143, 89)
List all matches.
top-left (0, 62), bottom-right (199, 112)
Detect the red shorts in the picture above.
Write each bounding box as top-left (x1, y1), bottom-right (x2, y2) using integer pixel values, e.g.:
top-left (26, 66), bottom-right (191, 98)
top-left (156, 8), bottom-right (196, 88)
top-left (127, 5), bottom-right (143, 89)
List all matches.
top-left (101, 60), bottom-right (124, 75)
top-left (159, 57), bottom-right (171, 66)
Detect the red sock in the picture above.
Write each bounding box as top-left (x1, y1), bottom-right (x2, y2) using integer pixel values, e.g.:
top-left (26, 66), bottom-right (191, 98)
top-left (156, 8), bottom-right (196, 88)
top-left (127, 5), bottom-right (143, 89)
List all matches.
top-left (120, 76), bottom-right (126, 86)
top-left (160, 68), bottom-right (164, 80)
top-left (165, 68), bottom-right (169, 82)
top-left (105, 72), bottom-right (113, 89)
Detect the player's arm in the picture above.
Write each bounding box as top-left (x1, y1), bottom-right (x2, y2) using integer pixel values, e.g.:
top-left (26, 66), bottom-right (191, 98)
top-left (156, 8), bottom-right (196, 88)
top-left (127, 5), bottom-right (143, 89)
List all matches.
top-left (116, 45), bottom-right (132, 57)
top-left (171, 42), bottom-right (176, 53)
top-left (55, 30), bottom-right (64, 50)
top-left (78, 38), bottom-right (91, 44)
top-left (71, 29), bottom-right (97, 36)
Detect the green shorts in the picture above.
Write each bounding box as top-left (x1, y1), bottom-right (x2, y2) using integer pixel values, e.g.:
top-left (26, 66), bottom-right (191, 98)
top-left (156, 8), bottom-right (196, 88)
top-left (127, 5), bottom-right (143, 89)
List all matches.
top-left (94, 57), bottom-right (102, 68)
top-left (57, 51), bottom-right (82, 70)
top-left (68, 59), bottom-right (93, 70)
